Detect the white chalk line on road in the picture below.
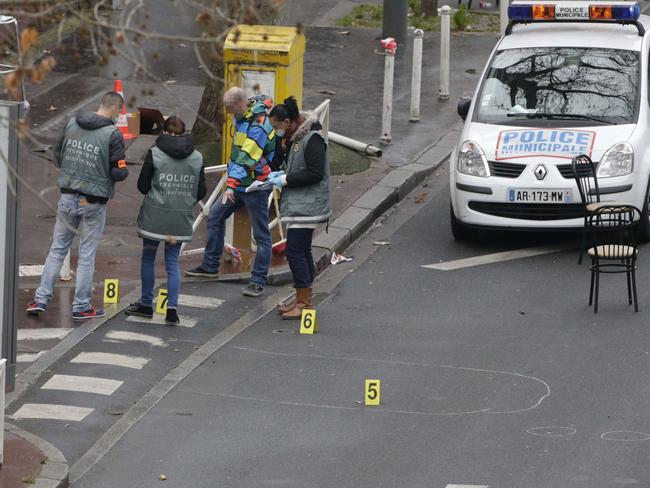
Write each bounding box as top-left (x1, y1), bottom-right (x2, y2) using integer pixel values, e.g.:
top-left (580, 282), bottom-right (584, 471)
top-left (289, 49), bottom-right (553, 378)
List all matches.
top-left (70, 352), bottom-right (150, 370)
top-left (41, 374), bottom-right (123, 396)
top-left (422, 244), bottom-right (573, 271)
top-left (12, 403), bottom-right (94, 422)
top-left (18, 328), bottom-right (74, 341)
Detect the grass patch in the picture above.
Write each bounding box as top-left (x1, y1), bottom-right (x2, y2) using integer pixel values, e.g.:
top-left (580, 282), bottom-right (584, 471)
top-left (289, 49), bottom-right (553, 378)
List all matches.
top-left (336, 3), bottom-right (499, 32)
top-left (329, 142), bottom-right (371, 175)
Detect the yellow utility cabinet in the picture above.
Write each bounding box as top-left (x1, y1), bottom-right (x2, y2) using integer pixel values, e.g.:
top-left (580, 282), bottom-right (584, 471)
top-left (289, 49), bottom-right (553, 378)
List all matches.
top-left (222, 25), bottom-right (305, 163)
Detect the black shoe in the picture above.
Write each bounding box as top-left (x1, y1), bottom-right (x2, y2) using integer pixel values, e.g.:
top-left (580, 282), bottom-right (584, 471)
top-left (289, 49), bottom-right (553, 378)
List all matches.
top-left (125, 302), bottom-right (153, 319)
top-left (185, 266), bottom-right (220, 278)
top-left (165, 308), bottom-right (179, 326)
top-left (243, 282), bottom-right (264, 297)
top-left (73, 308), bottom-right (106, 320)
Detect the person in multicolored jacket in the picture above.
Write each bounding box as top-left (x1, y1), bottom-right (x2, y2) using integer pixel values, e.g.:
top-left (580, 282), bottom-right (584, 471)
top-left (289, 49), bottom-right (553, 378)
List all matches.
top-left (186, 87), bottom-right (276, 297)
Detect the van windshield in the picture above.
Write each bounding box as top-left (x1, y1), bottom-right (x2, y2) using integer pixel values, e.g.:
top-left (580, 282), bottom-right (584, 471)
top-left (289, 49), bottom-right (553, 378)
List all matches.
top-left (475, 47), bottom-right (639, 126)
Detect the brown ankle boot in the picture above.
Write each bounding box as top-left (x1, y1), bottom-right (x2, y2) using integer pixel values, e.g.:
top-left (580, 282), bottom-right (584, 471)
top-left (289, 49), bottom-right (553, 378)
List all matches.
top-left (282, 287), bottom-right (312, 320)
top-left (277, 295), bottom-right (297, 314)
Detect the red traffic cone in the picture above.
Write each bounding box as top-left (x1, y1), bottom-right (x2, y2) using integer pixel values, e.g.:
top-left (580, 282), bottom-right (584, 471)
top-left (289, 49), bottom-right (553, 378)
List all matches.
top-left (113, 80), bottom-right (136, 140)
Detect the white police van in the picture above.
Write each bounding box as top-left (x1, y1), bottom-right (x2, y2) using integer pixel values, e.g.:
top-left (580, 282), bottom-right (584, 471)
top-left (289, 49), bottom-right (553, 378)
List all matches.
top-left (450, 1), bottom-right (650, 240)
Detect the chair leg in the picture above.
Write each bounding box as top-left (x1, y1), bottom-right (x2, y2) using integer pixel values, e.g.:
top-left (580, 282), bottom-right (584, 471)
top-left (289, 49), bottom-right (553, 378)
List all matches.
top-left (589, 265), bottom-right (595, 306)
top-left (632, 263), bottom-right (639, 313)
top-left (594, 268), bottom-right (600, 313)
top-left (578, 220), bottom-right (587, 265)
top-left (626, 266), bottom-right (632, 306)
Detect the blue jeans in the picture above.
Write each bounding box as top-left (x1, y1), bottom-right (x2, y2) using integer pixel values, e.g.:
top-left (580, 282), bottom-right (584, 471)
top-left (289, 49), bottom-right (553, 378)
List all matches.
top-left (285, 228), bottom-right (315, 289)
top-left (201, 190), bottom-right (272, 287)
top-left (35, 193), bottom-right (107, 312)
top-left (140, 238), bottom-right (182, 309)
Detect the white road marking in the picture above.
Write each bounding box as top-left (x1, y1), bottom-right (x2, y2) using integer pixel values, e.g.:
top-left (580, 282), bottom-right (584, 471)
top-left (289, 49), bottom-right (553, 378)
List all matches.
top-left (19, 264), bottom-right (44, 277)
top-left (126, 314), bottom-right (198, 328)
top-left (446, 485), bottom-right (489, 488)
top-left (18, 328), bottom-right (74, 341)
top-left (422, 244), bottom-right (571, 271)
top-left (176, 294), bottom-right (224, 309)
top-left (104, 330), bottom-right (168, 348)
top-left (42, 375), bottom-right (123, 396)
top-left (17, 351), bottom-right (47, 363)
top-left (70, 352), bottom-right (149, 370)
top-left (12, 403), bottom-right (94, 421)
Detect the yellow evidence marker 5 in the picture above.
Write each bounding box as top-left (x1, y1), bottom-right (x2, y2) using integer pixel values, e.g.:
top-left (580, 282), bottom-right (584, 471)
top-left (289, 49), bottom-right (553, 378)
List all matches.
top-left (155, 289), bottom-right (168, 315)
top-left (365, 379), bottom-right (381, 406)
top-left (299, 309), bottom-right (318, 334)
top-left (103, 279), bottom-right (119, 304)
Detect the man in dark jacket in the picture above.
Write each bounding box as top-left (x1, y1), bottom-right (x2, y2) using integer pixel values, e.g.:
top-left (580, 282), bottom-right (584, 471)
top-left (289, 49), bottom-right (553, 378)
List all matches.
top-left (27, 91), bottom-right (129, 320)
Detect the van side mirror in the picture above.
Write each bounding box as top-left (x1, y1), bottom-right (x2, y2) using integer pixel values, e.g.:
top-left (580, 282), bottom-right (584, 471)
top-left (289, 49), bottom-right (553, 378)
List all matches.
top-left (457, 99), bottom-right (471, 121)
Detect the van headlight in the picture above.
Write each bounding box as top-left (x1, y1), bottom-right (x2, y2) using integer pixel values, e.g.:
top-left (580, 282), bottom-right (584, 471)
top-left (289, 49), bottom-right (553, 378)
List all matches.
top-left (597, 143), bottom-right (634, 178)
top-left (457, 140), bottom-right (490, 177)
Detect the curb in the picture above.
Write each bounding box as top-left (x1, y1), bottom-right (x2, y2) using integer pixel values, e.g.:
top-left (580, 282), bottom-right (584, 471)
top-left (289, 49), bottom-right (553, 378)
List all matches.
top-left (5, 422), bottom-right (69, 488)
top-left (310, 122), bottom-right (461, 266)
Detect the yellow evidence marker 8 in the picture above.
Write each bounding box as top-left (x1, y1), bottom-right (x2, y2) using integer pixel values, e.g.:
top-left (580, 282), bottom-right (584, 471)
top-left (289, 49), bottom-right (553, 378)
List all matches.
top-left (155, 288), bottom-right (168, 315)
top-left (365, 379), bottom-right (381, 406)
top-left (103, 279), bottom-right (119, 304)
top-left (299, 309), bottom-right (318, 334)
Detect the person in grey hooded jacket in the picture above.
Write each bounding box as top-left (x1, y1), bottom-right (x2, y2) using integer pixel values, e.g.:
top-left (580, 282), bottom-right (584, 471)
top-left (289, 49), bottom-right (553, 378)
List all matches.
top-left (27, 91), bottom-right (128, 320)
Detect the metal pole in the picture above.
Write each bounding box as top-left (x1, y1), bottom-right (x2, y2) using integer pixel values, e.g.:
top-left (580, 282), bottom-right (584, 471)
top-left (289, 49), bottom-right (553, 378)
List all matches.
top-left (410, 29), bottom-right (424, 123)
top-left (439, 6), bottom-right (451, 100)
top-left (500, 0), bottom-right (509, 35)
top-left (380, 39), bottom-right (396, 145)
top-left (382, 0), bottom-right (408, 42)
top-left (0, 102), bottom-right (20, 392)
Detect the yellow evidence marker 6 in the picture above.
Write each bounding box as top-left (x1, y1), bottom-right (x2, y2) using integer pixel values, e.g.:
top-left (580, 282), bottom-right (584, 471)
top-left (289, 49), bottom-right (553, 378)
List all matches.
top-left (155, 289), bottom-right (168, 315)
top-left (299, 309), bottom-right (318, 334)
top-left (365, 379), bottom-right (381, 406)
top-left (103, 279), bottom-right (119, 304)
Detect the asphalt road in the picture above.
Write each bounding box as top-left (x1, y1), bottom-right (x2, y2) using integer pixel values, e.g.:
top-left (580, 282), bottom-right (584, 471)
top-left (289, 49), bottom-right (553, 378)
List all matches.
top-left (64, 165), bottom-right (650, 488)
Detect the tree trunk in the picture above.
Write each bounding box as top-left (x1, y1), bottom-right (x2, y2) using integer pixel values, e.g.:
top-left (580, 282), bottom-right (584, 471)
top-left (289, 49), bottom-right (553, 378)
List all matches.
top-left (421, 0), bottom-right (438, 16)
top-left (191, 53), bottom-right (225, 146)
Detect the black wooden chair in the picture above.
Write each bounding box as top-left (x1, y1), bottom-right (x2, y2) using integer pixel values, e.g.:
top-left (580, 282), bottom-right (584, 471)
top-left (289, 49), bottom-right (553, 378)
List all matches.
top-left (586, 205), bottom-right (641, 313)
top-left (572, 154), bottom-right (627, 264)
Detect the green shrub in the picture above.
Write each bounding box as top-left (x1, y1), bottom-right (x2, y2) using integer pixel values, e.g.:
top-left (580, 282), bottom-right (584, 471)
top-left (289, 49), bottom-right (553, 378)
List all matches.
top-left (453, 5), bottom-right (471, 30)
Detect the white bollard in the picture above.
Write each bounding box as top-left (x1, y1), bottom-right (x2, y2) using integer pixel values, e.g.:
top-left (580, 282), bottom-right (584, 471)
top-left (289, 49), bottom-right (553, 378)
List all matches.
top-left (59, 249), bottom-right (72, 281)
top-left (500, 0), bottom-right (509, 35)
top-left (439, 5), bottom-right (451, 100)
top-left (380, 37), bottom-right (397, 145)
top-left (410, 29), bottom-right (424, 123)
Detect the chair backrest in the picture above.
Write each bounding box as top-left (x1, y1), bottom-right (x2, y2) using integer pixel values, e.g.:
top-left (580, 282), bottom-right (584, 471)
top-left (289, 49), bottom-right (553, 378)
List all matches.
top-left (572, 154), bottom-right (600, 206)
top-left (587, 204), bottom-right (641, 260)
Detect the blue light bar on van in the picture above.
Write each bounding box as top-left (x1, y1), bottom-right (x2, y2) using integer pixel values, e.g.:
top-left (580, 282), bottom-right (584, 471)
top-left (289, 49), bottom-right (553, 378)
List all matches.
top-left (506, 1), bottom-right (644, 35)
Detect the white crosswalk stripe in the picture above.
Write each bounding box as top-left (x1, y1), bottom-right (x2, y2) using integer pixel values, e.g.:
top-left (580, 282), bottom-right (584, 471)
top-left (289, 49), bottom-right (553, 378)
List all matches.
top-left (42, 374), bottom-right (123, 396)
top-left (104, 330), bottom-right (168, 348)
top-left (19, 264), bottom-right (44, 277)
top-left (175, 294), bottom-right (224, 309)
top-left (12, 403), bottom-right (94, 421)
top-left (70, 352), bottom-right (150, 370)
top-left (17, 351), bottom-right (47, 363)
top-left (18, 328), bottom-right (74, 341)
top-left (126, 314), bottom-right (198, 328)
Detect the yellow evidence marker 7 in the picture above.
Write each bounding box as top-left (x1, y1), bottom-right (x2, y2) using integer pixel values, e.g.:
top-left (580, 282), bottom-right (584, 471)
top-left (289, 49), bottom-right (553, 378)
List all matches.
top-left (155, 289), bottom-right (168, 315)
top-left (103, 279), bottom-right (119, 304)
top-left (299, 309), bottom-right (318, 334)
top-left (365, 379), bottom-right (381, 406)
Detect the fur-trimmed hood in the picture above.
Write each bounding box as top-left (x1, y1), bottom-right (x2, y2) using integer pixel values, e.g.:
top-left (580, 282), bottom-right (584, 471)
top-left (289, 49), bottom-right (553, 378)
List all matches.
top-left (290, 111), bottom-right (322, 142)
